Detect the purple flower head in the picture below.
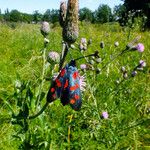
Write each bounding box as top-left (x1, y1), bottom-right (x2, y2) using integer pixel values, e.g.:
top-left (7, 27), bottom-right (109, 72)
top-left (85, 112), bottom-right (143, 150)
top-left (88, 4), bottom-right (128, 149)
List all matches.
top-left (135, 43), bottom-right (144, 52)
top-left (114, 41), bottom-right (119, 47)
top-left (101, 111), bottom-right (109, 119)
top-left (80, 38), bottom-right (87, 50)
top-left (139, 60), bottom-right (146, 67)
top-left (131, 71), bottom-right (137, 77)
top-left (81, 38), bottom-right (87, 44)
top-left (80, 64), bottom-right (87, 70)
top-left (47, 51), bottom-right (60, 63)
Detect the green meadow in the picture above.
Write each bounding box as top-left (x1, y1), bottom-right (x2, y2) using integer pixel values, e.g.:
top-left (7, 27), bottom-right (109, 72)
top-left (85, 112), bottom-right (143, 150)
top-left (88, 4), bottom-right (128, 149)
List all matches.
top-left (0, 22), bottom-right (150, 149)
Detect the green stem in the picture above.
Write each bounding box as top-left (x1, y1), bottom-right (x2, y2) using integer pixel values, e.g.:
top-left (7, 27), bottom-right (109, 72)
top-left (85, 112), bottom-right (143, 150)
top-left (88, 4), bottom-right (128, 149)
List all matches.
top-left (36, 48), bottom-right (46, 108)
top-left (29, 102), bottom-right (49, 119)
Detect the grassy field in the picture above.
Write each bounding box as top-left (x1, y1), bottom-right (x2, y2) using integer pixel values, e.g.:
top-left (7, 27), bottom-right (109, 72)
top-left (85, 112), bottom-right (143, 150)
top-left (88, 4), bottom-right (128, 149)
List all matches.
top-left (0, 22), bottom-right (150, 150)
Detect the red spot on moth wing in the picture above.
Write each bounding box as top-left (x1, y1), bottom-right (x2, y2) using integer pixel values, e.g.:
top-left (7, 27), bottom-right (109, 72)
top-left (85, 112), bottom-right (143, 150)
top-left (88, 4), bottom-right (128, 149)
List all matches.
top-left (60, 68), bottom-right (66, 77)
top-left (70, 99), bottom-right (76, 104)
top-left (72, 72), bottom-right (79, 79)
top-left (52, 93), bottom-right (57, 99)
top-left (70, 84), bottom-right (79, 91)
top-left (74, 94), bottom-right (80, 100)
top-left (50, 87), bottom-right (55, 93)
top-left (64, 79), bottom-right (69, 89)
top-left (55, 79), bottom-right (62, 87)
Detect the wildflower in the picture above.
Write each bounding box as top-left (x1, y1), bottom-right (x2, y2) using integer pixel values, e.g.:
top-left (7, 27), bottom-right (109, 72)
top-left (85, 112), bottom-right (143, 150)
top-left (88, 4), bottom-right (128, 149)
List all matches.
top-left (100, 41), bottom-right (105, 49)
top-left (79, 38), bottom-right (87, 50)
top-left (139, 60), bottom-right (146, 67)
top-left (101, 111), bottom-right (109, 119)
top-left (80, 64), bottom-right (87, 70)
top-left (131, 70), bottom-right (137, 77)
top-left (114, 41), bottom-right (119, 47)
top-left (40, 21), bottom-right (50, 37)
top-left (47, 51), bottom-right (60, 64)
top-left (79, 75), bottom-right (86, 91)
top-left (135, 43), bottom-right (144, 52)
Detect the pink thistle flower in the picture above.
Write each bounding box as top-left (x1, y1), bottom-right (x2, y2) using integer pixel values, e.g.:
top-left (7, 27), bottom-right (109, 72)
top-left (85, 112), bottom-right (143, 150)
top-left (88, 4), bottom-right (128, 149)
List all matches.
top-left (80, 64), bottom-right (87, 70)
top-left (79, 38), bottom-right (87, 50)
top-left (135, 43), bottom-right (144, 52)
top-left (101, 112), bottom-right (109, 119)
top-left (139, 60), bottom-right (146, 67)
top-left (47, 51), bottom-right (60, 64)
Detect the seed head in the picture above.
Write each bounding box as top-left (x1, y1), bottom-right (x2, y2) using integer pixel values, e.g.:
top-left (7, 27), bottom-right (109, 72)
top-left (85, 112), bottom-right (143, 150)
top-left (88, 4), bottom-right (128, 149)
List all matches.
top-left (59, 1), bottom-right (67, 28)
top-left (40, 21), bottom-right (50, 37)
top-left (63, 0), bottom-right (79, 44)
top-left (47, 51), bottom-right (60, 64)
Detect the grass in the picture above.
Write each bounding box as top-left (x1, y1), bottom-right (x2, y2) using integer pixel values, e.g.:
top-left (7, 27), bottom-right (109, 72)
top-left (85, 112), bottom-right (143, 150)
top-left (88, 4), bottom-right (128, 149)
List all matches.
top-left (0, 22), bottom-right (150, 150)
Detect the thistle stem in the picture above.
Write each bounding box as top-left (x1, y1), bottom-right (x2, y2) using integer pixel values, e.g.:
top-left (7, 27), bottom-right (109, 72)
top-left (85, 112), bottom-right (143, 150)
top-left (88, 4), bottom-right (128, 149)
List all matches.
top-left (29, 101), bottom-right (49, 119)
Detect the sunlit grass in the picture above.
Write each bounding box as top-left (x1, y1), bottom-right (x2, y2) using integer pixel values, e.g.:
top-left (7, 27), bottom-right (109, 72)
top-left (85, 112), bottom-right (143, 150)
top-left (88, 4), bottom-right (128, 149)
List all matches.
top-left (0, 22), bottom-right (149, 150)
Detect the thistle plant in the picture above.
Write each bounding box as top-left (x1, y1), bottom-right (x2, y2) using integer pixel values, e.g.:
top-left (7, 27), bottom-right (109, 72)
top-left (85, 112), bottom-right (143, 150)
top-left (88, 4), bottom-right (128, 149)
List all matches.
top-left (59, 0), bottom-right (79, 70)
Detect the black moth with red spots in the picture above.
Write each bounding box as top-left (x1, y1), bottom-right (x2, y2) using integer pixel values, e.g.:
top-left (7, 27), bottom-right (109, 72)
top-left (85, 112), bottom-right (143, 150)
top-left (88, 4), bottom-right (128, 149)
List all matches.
top-left (47, 60), bottom-right (82, 110)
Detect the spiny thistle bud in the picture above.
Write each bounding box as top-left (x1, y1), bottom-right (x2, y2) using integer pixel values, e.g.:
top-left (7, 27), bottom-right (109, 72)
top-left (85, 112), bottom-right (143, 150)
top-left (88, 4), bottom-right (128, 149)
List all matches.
top-left (47, 51), bottom-right (60, 64)
top-left (59, 1), bottom-right (67, 28)
top-left (100, 41), bottom-right (105, 49)
top-left (40, 21), bottom-right (50, 37)
top-left (63, 0), bottom-right (79, 44)
top-left (79, 38), bottom-right (87, 50)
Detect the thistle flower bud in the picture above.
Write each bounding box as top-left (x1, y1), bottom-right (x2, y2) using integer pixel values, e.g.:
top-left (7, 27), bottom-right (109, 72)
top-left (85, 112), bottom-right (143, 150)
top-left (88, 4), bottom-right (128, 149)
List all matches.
top-left (121, 66), bottom-right (126, 73)
top-left (123, 72), bottom-right (128, 79)
top-left (40, 21), bottom-right (50, 37)
top-left (79, 38), bottom-right (87, 50)
top-left (101, 111), bottom-right (109, 119)
top-left (100, 41), bottom-right (105, 49)
top-left (47, 51), bottom-right (60, 64)
top-left (15, 80), bottom-right (22, 89)
top-left (131, 71), bottom-right (137, 77)
top-left (63, 0), bottom-right (79, 44)
top-left (114, 41), bottom-right (119, 47)
top-left (89, 59), bottom-right (94, 65)
top-left (44, 38), bottom-right (50, 44)
top-left (59, 1), bottom-right (67, 28)
top-left (139, 60), bottom-right (146, 67)
top-left (95, 58), bottom-right (102, 63)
